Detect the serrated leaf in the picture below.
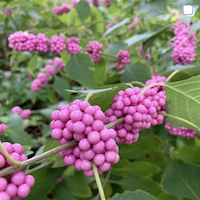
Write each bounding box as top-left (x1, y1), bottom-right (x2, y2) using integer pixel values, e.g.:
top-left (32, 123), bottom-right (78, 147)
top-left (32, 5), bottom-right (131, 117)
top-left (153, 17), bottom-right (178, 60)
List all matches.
top-left (111, 174), bottom-right (162, 196)
top-left (189, 20), bottom-right (200, 34)
top-left (27, 54), bottom-right (38, 76)
top-left (125, 26), bottom-right (171, 47)
top-left (66, 54), bottom-right (97, 88)
top-left (164, 75), bottom-right (200, 132)
top-left (52, 181), bottom-right (77, 200)
top-left (8, 114), bottom-right (23, 129)
top-left (76, 0), bottom-right (90, 22)
top-left (53, 76), bottom-right (70, 100)
top-left (104, 18), bottom-right (131, 36)
top-left (64, 173), bottom-right (92, 198)
top-left (121, 63), bottom-right (151, 84)
top-left (89, 84), bottom-right (128, 111)
top-left (106, 42), bottom-right (125, 56)
top-left (9, 128), bottom-right (34, 146)
top-left (109, 190), bottom-right (157, 200)
top-left (113, 160), bottom-right (160, 177)
top-left (94, 58), bottom-right (107, 83)
top-left (23, 166), bottom-right (66, 200)
top-left (161, 160), bottom-right (200, 200)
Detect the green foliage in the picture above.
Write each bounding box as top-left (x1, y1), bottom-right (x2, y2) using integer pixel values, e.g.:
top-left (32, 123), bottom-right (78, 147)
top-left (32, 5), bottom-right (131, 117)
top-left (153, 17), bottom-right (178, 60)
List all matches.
top-left (161, 160), bottom-right (200, 200)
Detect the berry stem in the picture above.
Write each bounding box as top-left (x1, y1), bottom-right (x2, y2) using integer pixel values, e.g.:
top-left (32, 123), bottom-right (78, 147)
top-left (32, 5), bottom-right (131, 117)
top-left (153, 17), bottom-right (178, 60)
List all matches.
top-left (92, 162), bottom-right (106, 200)
top-left (106, 117), bottom-right (125, 129)
top-left (85, 92), bottom-right (93, 102)
top-left (0, 140), bottom-right (21, 167)
top-left (0, 140), bottom-right (78, 177)
top-left (140, 82), bottom-right (165, 94)
top-left (125, 83), bottom-right (134, 88)
top-left (166, 70), bottom-right (179, 83)
top-left (158, 111), bottom-right (200, 133)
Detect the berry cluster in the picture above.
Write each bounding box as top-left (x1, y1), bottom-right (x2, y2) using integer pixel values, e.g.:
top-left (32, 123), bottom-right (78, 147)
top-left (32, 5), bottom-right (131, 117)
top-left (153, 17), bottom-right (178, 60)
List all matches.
top-left (171, 21), bottom-right (196, 65)
top-left (115, 50), bottom-right (130, 70)
top-left (0, 142), bottom-right (35, 199)
top-left (66, 37), bottom-right (82, 57)
top-left (128, 17), bottom-right (139, 30)
top-left (92, 0), bottom-right (100, 7)
top-left (165, 120), bottom-right (199, 139)
top-left (50, 35), bottom-right (66, 55)
top-left (87, 41), bottom-right (103, 63)
top-left (72, 0), bottom-right (79, 8)
top-left (0, 123), bottom-right (7, 135)
top-left (139, 46), bottom-right (151, 60)
top-left (50, 100), bottom-right (119, 177)
top-left (8, 32), bottom-right (83, 57)
top-left (31, 57), bottom-right (65, 91)
top-left (12, 106), bottom-right (31, 120)
top-left (4, 10), bottom-right (12, 16)
top-left (53, 3), bottom-right (70, 15)
top-left (104, 0), bottom-right (111, 7)
top-left (8, 32), bottom-right (49, 53)
top-left (105, 75), bottom-right (166, 145)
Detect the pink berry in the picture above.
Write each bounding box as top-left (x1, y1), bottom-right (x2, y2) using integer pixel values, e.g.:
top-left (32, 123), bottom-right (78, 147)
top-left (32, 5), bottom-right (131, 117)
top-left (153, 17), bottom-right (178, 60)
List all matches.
top-left (17, 184), bottom-right (30, 198)
top-left (0, 178), bottom-right (7, 191)
top-left (93, 154), bottom-right (105, 166)
top-left (73, 121), bottom-right (85, 134)
top-left (5, 183), bottom-right (17, 197)
top-left (79, 138), bottom-right (91, 151)
top-left (88, 131), bottom-right (100, 144)
top-left (64, 155), bottom-right (76, 165)
top-left (11, 171), bottom-right (26, 186)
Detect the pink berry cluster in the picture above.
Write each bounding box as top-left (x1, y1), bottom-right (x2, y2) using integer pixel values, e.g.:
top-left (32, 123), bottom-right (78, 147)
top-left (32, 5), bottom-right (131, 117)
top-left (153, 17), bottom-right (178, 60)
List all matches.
top-left (8, 32), bottom-right (82, 57)
top-left (0, 123), bottom-right (7, 135)
top-left (4, 10), bottom-right (12, 16)
top-left (92, 0), bottom-right (100, 7)
top-left (50, 100), bottom-right (119, 177)
top-left (115, 50), bottom-right (130, 70)
top-left (171, 21), bottom-right (196, 65)
top-left (165, 119), bottom-right (199, 139)
top-left (8, 32), bottom-right (49, 53)
top-left (104, 75), bottom-right (166, 145)
top-left (53, 3), bottom-right (70, 15)
top-left (0, 142), bottom-right (35, 199)
top-left (50, 35), bottom-right (66, 55)
top-left (139, 46), bottom-right (151, 60)
top-left (12, 106), bottom-right (31, 120)
top-left (72, 0), bottom-right (79, 8)
top-left (103, 0), bottom-right (111, 7)
top-left (31, 57), bottom-right (65, 91)
top-left (87, 41), bottom-right (103, 63)
top-left (128, 17), bottom-right (139, 30)
top-left (66, 37), bottom-right (82, 57)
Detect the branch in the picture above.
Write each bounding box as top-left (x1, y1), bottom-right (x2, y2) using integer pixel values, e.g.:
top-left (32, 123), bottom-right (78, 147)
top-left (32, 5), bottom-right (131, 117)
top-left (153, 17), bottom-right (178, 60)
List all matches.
top-left (0, 118), bottom-right (125, 177)
top-left (0, 140), bottom-right (78, 177)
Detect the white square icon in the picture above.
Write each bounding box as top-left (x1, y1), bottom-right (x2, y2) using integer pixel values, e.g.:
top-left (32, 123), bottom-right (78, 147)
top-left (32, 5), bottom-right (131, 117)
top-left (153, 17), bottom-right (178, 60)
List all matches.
top-left (183, 5), bottom-right (193, 15)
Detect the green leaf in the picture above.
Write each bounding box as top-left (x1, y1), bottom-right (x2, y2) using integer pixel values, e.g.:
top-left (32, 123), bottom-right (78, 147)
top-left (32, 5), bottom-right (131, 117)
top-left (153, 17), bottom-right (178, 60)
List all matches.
top-left (53, 76), bottom-right (70, 100)
top-left (23, 166), bottom-right (66, 200)
top-left (158, 192), bottom-right (181, 200)
top-left (106, 42), bottom-right (125, 56)
top-left (164, 75), bottom-right (200, 132)
top-left (9, 128), bottom-right (34, 146)
top-left (94, 58), bottom-right (107, 84)
top-left (125, 26), bottom-right (171, 47)
top-left (52, 181), bottom-right (77, 200)
top-left (113, 160), bottom-right (160, 177)
top-left (121, 63), bottom-right (151, 84)
top-left (43, 140), bottom-right (60, 160)
top-left (66, 54), bottom-right (97, 88)
top-left (47, 88), bottom-right (58, 104)
top-left (0, 92), bottom-right (9, 101)
top-left (189, 20), bottom-right (200, 34)
top-left (111, 174), bottom-right (162, 196)
top-left (59, 50), bottom-right (70, 64)
top-left (161, 160), bottom-right (200, 200)
top-left (104, 18), bottom-right (131, 36)
top-left (8, 114), bottom-right (23, 129)
top-left (173, 145), bottom-right (200, 166)
top-left (89, 84), bottom-right (128, 111)
top-left (28, 10), bottom-right (43, 20)
top-left (109, 190), bottom-right (157, 200)
top-left (64, 173), bottom-right (92, 198)
top-left (138, 0), bottom-right (168, 19)
top-left (10, 51), bottom-right (17, 66)
top-left (27, 53), bottom-right (38, 76)
top-left (164, 64), bottom-right (200, 82)
top-left (76, 0), bottom-right (90, 22)
top-left (52, 156), bottom-right (66, 168)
